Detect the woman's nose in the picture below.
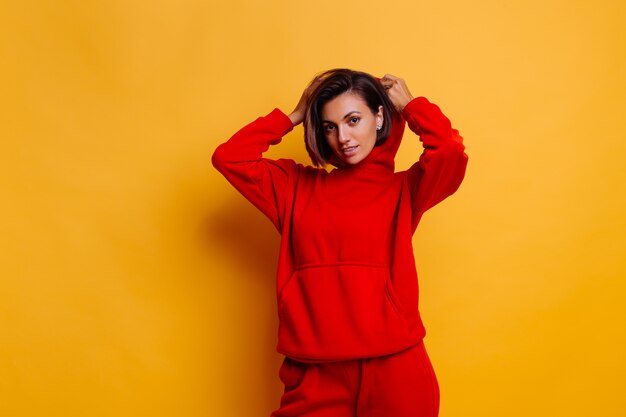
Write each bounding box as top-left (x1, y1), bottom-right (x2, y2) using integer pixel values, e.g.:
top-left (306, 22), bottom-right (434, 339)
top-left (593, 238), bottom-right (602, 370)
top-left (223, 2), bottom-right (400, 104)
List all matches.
top-left (337, 126), bottom-right (349, 143)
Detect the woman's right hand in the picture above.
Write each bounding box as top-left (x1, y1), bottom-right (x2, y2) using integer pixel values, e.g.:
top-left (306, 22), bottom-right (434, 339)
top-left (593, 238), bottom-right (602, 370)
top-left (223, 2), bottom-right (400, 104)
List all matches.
top-left (288, 75), bottom-right (323, 126)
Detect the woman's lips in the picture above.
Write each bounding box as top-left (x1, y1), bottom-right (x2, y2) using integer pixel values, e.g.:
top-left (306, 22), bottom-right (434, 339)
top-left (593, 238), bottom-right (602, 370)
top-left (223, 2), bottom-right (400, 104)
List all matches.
top-left (342, 145), bottom-right (359, 157)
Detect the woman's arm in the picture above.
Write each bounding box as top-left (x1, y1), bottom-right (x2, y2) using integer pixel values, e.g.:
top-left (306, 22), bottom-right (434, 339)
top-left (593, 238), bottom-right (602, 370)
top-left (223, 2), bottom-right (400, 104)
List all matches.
top-left (402, 96), bottom-right (468, 229)
top-left (381, 73), bottom-right (468, 230)
top-left (211, 108), bottom-right (298, 231)
top-left (211, 77), bottom-right (322, 231)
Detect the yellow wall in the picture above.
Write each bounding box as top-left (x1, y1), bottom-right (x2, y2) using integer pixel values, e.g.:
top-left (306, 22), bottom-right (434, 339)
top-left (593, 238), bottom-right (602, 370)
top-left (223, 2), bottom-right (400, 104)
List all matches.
top-left (1, 0), bottom-right (624, 416)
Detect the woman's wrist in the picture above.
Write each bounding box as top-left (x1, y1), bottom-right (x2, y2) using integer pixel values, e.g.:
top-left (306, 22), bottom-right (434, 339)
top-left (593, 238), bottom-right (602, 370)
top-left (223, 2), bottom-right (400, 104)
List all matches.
top-left (398, 95), bottom-right (415, 112)
top-left (288, 111), bottom-right (304, 126)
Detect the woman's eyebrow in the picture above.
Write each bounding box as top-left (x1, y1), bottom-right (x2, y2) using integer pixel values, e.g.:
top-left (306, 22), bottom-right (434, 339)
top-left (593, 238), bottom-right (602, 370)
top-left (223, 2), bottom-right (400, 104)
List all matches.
top-left (322, 111), bottom-right (361, 123)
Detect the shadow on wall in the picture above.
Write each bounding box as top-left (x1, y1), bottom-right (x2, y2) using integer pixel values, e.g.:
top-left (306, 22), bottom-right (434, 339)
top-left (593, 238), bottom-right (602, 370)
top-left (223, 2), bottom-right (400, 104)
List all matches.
top-left (205, 197), bottom-right (280, 283)
top-left (201, 195), bottom-right (284, 414)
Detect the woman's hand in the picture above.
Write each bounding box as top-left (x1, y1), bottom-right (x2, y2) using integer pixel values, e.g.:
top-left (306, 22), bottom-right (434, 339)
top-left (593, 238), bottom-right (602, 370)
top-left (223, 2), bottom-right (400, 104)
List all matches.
top-left (288, 75), bottom-right (323, 126)
top-left (380, 74), bottom-right (414, 112)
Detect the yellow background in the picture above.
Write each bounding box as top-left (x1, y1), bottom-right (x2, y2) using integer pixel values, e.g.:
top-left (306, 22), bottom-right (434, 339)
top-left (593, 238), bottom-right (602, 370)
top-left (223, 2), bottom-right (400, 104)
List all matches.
top-left (1, 0), bottom-right (625, 416)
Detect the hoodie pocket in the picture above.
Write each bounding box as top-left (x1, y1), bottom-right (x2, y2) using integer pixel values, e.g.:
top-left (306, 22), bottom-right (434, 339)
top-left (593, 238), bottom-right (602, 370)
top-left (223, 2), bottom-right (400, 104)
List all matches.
top-left (276, 262), bottom-right (410, 361)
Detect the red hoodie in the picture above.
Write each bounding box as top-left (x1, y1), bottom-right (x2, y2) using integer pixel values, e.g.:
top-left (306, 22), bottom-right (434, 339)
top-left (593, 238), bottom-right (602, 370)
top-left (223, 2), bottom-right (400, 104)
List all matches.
top-left (212, 96), bottom-right (468, 363)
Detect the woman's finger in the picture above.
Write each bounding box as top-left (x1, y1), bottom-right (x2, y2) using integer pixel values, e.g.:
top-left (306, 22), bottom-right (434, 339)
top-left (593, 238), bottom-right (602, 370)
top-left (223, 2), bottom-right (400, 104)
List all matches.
top-left (380, 78), bottom-right (396, 87)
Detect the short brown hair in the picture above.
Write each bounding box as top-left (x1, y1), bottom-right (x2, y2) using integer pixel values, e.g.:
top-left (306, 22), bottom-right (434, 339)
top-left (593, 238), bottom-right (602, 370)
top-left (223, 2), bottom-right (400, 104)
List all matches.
top-left (304, 68), bottom-right (396, 167)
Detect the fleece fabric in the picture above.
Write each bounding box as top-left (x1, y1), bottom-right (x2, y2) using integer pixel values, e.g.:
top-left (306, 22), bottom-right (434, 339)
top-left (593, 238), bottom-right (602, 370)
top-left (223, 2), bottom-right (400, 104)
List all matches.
top-left (212, 96), bottom-right (468, 363)
top-left (270, 341), bottom-right (439, 417)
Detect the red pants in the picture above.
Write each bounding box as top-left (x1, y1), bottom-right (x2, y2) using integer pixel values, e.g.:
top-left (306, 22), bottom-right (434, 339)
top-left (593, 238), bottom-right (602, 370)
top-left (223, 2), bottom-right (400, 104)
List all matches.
top-left (270, 342), bottom-right (439, 417)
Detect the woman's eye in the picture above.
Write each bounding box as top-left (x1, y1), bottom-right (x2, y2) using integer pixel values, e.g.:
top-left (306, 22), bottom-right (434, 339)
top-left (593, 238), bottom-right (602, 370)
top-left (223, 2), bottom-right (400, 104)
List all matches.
top-left (350, 117), bottom-right (360, 124)
top-left (324, 125), bottom-right (335, 133)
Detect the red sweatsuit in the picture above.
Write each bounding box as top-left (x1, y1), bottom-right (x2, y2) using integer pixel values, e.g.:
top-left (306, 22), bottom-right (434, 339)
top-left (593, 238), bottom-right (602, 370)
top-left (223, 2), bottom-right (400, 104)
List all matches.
top-left (212, 96), bottom-right (468, 416)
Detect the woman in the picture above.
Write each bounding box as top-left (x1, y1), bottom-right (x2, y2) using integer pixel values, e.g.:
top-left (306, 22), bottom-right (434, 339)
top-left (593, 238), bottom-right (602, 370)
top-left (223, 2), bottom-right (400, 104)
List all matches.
top-left (212, 69), bottom-right (468, 417)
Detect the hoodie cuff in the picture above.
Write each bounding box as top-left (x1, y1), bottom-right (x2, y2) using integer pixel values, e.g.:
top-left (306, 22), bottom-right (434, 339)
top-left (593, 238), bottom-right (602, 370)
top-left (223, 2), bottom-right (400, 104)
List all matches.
top-left (265, 108), bottom-right (296, 135)
top-left (401, 96), bottom-right (430, 118)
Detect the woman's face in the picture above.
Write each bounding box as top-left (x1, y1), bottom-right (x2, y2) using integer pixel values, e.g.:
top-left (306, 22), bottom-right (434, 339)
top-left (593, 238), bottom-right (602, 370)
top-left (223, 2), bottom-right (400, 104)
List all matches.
top-left (321, 92), bottom-right (384, 165)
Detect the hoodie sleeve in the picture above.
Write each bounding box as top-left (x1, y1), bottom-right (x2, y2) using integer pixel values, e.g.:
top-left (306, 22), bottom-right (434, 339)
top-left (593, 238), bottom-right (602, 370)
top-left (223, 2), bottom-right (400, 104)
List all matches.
top-left (211, 108), bottom-right (299, 231)
top-left (402, 97), bottom-right (469, 229)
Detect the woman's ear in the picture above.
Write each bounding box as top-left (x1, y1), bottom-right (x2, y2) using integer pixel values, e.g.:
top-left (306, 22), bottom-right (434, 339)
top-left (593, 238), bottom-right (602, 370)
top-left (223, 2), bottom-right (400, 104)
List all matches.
top-left (376, 105), bottom-right (384, 127)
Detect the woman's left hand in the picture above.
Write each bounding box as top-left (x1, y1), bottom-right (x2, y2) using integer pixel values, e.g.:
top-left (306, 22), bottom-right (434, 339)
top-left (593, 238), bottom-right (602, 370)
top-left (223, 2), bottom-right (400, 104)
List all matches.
top-left (380, 74), bottom-right (414, 112)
